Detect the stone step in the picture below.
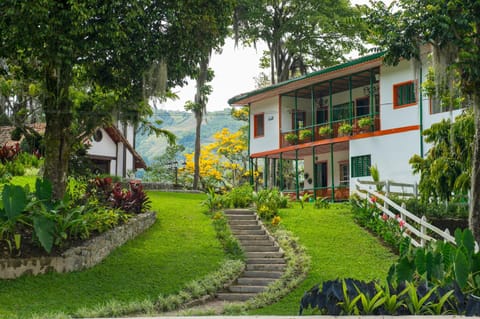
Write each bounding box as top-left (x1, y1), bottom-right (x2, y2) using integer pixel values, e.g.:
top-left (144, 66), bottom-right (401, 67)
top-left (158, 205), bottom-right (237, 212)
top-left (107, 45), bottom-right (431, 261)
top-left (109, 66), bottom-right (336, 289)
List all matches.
top-left (244, 270), bottom-right (283, 278)
top-left (236, 234), bottom-right (270, 241)
top-left (241, 245), bottom-right (279, 252)
top-left (228, 285), bottom-right (266, 293)
top-left (240, 240), bottom-right (274, 246)
top-left (224, 209), bottom-right (254, 216)
top-left (230, 224), bottom-right (262, 231)
top-left (225, 214), bottom-right (257, 221)
top-left (231, 229), bottom-right (266, 236)
top-left (247, 258), bottom-right (285, 264)
top-left (216, 292), bottom-right (256, 301)
top-left (245, 251), bottom-right (284, 258)
top-left (246, 263), bottom-right (286, 271)
top-left (228, 220), bottom-right (259, 226)
top-left (237, 277), bottom-right (276, 286)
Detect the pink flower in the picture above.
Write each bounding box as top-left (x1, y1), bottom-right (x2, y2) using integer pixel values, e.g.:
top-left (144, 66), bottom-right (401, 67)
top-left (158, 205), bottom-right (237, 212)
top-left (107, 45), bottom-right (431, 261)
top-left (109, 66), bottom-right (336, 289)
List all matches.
top-left (399, 219), bottom-right (406, 228)
top-left (382, 213), bottom-right (389, 221)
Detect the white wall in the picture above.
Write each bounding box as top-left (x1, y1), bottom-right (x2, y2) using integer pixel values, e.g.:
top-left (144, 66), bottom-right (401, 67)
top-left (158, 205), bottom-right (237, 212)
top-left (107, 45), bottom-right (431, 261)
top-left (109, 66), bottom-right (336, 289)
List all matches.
top-left (380, 60), bottom-right (420, 130)
top-left (88, 128), bottom-right (117, 157)
top-left (250, 96), bottom-right (280, 154)
top-left (350, 130), bottom-right (421, 188)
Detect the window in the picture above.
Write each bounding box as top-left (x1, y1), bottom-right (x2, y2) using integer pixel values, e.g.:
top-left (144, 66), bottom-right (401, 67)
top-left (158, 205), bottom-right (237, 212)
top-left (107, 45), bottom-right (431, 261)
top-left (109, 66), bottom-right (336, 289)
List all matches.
top-left (292, 111), bottom-right (306, 129)
top-left (393, 81), bottom-right (416, 108)
top-left (253, 113), bottom-right (264, 138)
top-left (316, 105), bottom-right (328, 125)
top-left (355, 97), bottom-right (370, 117)
top-left (332, 102), bottom-right (351, 121)
top-left (339, 161), bottom-right (349, 186)
top-left (351, 155), bottom-right (371, 177)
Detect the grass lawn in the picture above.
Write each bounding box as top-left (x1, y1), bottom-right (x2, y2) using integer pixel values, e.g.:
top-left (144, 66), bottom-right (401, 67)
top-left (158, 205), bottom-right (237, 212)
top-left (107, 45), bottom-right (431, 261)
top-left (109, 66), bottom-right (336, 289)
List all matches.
top-left (0, 191), bottom-right (225, 319)
top-left (249, 202), bottom-right (397, 315)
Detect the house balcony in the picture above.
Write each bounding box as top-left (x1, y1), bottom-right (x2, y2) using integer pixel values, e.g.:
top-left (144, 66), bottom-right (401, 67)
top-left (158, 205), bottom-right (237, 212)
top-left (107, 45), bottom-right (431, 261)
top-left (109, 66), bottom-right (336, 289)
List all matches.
top-left (280, 114), bottom-right (381, 147)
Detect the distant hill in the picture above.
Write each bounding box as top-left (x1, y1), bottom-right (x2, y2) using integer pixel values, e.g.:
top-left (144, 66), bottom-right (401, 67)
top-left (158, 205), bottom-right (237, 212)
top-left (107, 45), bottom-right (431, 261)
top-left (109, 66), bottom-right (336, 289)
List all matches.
top-left (135, 109), bottom-right (245, 165)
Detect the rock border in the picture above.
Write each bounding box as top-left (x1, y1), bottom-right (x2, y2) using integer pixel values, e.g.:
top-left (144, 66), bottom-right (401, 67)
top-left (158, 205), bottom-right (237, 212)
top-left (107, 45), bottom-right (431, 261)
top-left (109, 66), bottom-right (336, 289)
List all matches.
top-left (0, 211), bottom-right (156, 279)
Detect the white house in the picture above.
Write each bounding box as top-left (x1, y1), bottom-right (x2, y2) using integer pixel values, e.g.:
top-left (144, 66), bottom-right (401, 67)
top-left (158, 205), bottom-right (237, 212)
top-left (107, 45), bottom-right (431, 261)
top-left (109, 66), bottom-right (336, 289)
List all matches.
top-left (87, 121), bottom-right (146, 177)
top-left (0, 121), bottom-right (145, 178)
top-left (228, 48), bottom-right (463, 200)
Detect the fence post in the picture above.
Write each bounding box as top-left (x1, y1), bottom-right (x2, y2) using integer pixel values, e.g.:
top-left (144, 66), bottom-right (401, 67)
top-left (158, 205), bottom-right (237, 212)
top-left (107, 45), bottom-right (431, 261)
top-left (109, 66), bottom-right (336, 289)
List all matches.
top-left (421, 215), bottom-right (427, 247)
top-left (400, 202), bottom-right (406, 221)
top-left (413, 183), bottom-right (418, 198)
top-left (444, 228), bottom-right (450, 243)
top-left (385, 180), bottom-right (390, 197)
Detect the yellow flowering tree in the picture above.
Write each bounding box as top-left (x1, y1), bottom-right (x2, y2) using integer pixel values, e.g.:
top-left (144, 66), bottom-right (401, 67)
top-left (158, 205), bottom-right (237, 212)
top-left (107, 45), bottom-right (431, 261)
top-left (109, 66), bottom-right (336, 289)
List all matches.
top-left (182, 127), bottom-right (249, 189)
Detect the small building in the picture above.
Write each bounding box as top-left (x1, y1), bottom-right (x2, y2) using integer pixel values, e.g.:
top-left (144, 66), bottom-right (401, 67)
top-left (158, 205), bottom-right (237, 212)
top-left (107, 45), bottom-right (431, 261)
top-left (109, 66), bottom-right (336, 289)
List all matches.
top-left (0, 121), bottom-right (145, 178)
top-left (228, 49), bottom-right (463, 200)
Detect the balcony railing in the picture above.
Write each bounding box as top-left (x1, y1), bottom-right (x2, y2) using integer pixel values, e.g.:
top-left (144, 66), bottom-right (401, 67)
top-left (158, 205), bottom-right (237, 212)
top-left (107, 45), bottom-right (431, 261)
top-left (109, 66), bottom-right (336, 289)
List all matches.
top-left (281, 115), bottom-right (380, 147)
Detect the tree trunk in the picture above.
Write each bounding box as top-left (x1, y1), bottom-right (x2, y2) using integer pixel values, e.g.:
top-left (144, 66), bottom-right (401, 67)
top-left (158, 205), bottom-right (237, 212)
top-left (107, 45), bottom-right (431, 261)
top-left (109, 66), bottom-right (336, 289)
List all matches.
top-left (192, 56), bottom-right (210, 190)
top-left (42, 63), bottom-right (73, 200)
top-left (470, 93), bottom-right (480, 243)
top-left (192, 109), bottom-right (202, 190)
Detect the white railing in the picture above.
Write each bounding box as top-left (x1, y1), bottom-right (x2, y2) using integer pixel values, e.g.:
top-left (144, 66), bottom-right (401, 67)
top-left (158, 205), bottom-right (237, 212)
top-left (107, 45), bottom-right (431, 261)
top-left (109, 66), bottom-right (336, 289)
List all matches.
top-left (353, 180), bottom-right (457, 248)
top-left (355, 180), bottom-right (418, 198)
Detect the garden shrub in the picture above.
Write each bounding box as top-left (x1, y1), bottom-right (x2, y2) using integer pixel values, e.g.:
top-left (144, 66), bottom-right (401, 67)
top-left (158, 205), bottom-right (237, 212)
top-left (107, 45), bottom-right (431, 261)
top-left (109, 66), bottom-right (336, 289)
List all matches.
top-left (227, 183), bottom-right (253, 208)
top-left (299, 278), bottom-right (479, 315)
top-left (0, 177), bottom-right (151, 256)
top-left (351, 195), bottom-right (405, 251)
top-left (253, 188), bottom-right (289, 220)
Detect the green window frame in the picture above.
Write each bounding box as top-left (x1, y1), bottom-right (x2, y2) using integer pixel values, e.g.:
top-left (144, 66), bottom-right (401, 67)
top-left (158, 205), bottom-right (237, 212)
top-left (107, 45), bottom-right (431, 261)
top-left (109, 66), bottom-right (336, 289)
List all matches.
top-left (351, 155), bottom-right (371, 178)
top-left (394, 81), bottom-right (416, 108)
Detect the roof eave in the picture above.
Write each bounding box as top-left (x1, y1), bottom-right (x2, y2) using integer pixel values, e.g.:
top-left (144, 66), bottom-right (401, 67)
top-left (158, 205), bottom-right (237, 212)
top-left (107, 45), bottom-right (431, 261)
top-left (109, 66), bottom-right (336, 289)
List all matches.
top-left (228, 52), bottom-right (385, 106)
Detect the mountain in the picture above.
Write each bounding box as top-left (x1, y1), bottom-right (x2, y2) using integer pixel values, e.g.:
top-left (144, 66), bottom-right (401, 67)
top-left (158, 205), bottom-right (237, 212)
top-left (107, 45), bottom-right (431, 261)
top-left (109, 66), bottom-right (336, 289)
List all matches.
top-left (135, 109), bottom-right (245, 165)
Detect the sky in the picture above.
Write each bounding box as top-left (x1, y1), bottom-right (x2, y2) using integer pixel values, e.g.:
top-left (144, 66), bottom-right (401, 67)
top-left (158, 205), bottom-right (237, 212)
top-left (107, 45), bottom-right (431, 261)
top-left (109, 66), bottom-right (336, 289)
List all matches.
top-left (159, 0), bottom-right (386, 112)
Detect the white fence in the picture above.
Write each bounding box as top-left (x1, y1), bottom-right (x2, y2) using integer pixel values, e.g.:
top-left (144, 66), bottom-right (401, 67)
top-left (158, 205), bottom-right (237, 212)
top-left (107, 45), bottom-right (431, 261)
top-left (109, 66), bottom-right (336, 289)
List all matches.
top-left (353, 180), bottom-right (459, 248)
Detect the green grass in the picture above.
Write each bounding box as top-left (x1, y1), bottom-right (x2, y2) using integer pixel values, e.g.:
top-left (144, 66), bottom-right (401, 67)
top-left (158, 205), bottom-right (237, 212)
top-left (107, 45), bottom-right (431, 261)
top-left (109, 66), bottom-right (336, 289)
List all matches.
top-left (0, 191), bottom-right (225, 319)
top-left (249, 202), bottom-right (397, 315)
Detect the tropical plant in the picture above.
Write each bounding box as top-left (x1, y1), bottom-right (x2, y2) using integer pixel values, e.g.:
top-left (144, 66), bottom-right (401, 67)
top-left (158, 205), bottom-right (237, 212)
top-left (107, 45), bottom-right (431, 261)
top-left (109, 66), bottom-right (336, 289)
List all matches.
top-left (299, 192), bottom-right (312, 209)
top-left (227, 183), bottom-right (253, 208)
top-left (358, 117), bottom-right (373, 129)
top-left (285, 133), bottom-right (298, 144)
top-left (314, 197), bottom-right (330, 209)
top-left (364, 0), bottom-right (480, 244)
top-left (299, 129), bottom-right (313, 141)
top-left (338, 122), bottom-right (352, 136)
top-left (253, 188), bottom-right (289, 219)
top-left (318, 125), bottom-right (333, 137)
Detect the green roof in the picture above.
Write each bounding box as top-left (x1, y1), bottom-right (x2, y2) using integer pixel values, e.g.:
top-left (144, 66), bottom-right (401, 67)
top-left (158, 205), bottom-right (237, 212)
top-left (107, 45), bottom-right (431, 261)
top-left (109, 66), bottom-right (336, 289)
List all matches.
top-left (228, 51), bottom-right (385, 105)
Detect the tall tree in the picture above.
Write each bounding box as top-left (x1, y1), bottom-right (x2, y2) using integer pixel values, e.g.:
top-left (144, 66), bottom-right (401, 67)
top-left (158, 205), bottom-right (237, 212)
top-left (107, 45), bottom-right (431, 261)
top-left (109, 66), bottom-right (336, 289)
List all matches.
top-left (183, 0), bottom-right (235, 190)
top-left (234, 0), bottom-right (367, 84)
top-left (365, 0), bottom-right (480, 242)
top-left (0, 0), bottom-right (233, 198)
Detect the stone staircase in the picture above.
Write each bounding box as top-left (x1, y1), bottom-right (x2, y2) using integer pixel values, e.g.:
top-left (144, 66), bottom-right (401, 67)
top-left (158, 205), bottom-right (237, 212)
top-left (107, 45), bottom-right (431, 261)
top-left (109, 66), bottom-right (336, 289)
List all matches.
top-left (216, 209), bottom-right (286, 302)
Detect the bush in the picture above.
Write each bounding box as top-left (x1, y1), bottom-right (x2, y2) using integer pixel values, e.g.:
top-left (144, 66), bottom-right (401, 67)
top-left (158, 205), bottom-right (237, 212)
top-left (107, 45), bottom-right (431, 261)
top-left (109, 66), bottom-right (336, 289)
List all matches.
top-left (253, 188), bottom-right (289, 220)
top-left (227, 183), bottom-right (253, 208)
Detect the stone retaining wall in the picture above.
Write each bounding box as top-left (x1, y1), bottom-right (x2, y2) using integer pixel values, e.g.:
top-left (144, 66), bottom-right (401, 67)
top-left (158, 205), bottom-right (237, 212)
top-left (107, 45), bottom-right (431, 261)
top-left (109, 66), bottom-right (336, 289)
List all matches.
top-left (0, 212), bottom-right (156, 279)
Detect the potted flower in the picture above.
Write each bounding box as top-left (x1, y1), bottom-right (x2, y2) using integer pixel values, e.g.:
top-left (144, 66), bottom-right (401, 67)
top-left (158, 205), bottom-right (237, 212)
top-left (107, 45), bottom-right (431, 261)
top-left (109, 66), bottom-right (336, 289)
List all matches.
top-left (299, 129), bottom-right (313, 141)
top-left (318, 125), bottom-right (333, 137)
top-left (285, 132), bottom-right (298, 145)
top-left (338, 122), bottom-right (352, 136)
top-left (358, 117), bottom-right (373, 132)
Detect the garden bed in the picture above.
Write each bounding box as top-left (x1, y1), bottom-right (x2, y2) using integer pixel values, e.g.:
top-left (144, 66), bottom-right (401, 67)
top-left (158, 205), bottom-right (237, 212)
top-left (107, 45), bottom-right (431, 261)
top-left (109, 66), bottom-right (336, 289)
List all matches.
top-left (0, 211), bottom-right (156, 279)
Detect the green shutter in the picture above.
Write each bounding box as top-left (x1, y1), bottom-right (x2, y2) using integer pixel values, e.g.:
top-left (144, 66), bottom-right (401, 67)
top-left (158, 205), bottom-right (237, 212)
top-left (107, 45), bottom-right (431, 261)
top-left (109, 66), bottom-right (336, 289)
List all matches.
top-left (351, 155), bottom-right (371, 177)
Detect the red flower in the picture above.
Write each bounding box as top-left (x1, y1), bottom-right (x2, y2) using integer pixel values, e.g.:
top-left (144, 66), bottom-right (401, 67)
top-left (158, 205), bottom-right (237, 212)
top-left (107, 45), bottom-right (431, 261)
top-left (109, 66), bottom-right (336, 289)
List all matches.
top-left (382, 213), bottom-right (389, 221)
top-left (370, 196), bottom-right (377, 203)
